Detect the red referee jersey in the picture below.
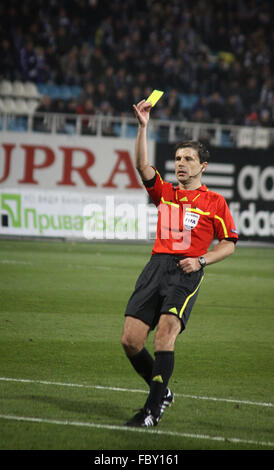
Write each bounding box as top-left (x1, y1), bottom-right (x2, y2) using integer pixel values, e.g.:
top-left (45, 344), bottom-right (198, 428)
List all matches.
top-left (144, 167), bottom-right (238, 256)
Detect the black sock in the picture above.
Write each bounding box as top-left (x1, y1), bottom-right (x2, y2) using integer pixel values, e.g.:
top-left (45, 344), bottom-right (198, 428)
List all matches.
top-left (128, 347), bottom-right (154, 386)
top-left (145, 351), bottom-right (174, 416)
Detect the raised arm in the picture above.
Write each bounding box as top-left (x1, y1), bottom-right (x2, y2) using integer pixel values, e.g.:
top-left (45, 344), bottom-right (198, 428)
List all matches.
top-left (133, 99), bottom-right (155, 181)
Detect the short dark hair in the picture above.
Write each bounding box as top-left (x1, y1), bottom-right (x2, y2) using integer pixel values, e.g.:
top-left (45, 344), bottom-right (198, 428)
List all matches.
top-left (174, 140), bottom-right (210, 163)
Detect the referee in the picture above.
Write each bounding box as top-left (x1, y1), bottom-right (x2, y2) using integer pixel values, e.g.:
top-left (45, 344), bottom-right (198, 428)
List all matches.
top-left (121, 99), bottom-right (238, 427)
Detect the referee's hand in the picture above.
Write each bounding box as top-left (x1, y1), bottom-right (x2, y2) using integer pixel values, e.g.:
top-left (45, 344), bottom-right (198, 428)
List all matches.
top-left (133, 100), bottom-right (152, 127)
top-left (179, 258), bottom-right (201, 273)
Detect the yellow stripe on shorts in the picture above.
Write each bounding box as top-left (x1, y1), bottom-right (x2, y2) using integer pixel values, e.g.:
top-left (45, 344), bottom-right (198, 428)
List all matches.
top-left (179, 275), bottom-right (204, 319)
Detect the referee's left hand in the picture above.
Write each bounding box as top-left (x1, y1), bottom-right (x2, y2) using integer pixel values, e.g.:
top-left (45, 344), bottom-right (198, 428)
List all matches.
top-left (179, 258), bottom-right (201, 273)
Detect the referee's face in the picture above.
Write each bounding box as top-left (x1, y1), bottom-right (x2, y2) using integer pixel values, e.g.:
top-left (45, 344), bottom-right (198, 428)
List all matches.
top-left (175, 147), bottom-right (206, 185)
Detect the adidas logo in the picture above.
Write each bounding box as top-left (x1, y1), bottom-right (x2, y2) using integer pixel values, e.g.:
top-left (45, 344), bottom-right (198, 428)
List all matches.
top-left (152, 374), bottom-right (163, 383)
top-left (169, 307), bottom-right (178, 315)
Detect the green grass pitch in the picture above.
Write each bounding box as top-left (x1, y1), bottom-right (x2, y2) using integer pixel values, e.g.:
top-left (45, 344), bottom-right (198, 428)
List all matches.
top-left (0, 239), bottom-right (273, 450)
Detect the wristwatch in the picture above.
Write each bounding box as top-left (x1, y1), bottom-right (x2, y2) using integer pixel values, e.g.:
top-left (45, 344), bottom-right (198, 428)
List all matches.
top-left (198, 256), bottom-right (207, 268)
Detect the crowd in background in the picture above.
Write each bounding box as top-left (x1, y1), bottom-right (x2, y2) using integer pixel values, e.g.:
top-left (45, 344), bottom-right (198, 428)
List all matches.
top-left (1, 0), bottom-right (274, 126)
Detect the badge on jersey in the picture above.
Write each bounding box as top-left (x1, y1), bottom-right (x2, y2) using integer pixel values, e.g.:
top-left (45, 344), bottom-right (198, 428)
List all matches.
top-left (183, 211), bottom-right (200, 230)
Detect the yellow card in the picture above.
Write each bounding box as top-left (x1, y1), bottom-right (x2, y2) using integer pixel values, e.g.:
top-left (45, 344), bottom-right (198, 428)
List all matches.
top-left (146, 89), bottom-right (164, 107)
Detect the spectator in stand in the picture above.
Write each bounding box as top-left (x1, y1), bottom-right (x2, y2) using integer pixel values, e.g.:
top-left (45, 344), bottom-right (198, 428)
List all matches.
top-left (54, 99), bottom-right (68, 114)
top-left (245, 111), bottom-right (260, 127)
top-left (260, 78), bottom-right (273, 110)
top-left (190, 96), bottom-right (210, 121)
top-left (242, 77), bottom-right (260, 115)
top-left (44, 45), bottom-right (62, 83)
top-left (165, 89), bottom-right (182, 120)
top-left (190, 108), bottom-right (209, 123)
top-left (195, 58), bottom-right (214, 96)
top-left (66, 99), bottom-right (77, 115)
top-left (60, 46), bottom-right (81, 85)
top-left (259, 109), bottom-right (272, 127)
top-left (111, 88), bottom-right (129, 116)
top-left (99, 100), bottom-right (114, 117)
top-left (20, 40), bottom-right (37, 81)
top-left (36, 96), bottom-right (54, 113)
top-left (78, 42), bottom-right (93, 82)
top-left (130, 87), bottom-right (143, 108)
top-left (76, 98), bottom-right (96, 135)
top-left (34, 95), bottom-right (54, 132)
top-left (228, 61), bottom-right (245, 88)
top-left (35, 46), bottom-right (49, 83)
top-left (93, 82), bottom-right (109, 108)
top-left (207, 92), bottom-right (225, 123)
top-left (226, 80), bottom-right (243, 102)
top-left (76, 81), bottom-right (95, 120)
top-left (113, 68), bottom-right (128, 91)
top-left (224, 95), bottom-right (243, 126)
top-left (55, 26), bottom-right (73, 56)
top-left (0, 39), bottom-right (18, 80)
top-left (89, 47), bottom-right (106, 80)
top-left (76, 97), bottom-right (95, 117)
top-left (104, 66), bottom-right (116, 97)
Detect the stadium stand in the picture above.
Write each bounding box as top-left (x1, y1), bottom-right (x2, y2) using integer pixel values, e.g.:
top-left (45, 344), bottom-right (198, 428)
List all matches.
top-left (0, 0), bottom-right (273, 130)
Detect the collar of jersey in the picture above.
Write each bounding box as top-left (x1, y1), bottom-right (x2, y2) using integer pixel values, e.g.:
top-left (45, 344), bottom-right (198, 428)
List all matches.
top-left (175, 184), bottom-right (208, 192)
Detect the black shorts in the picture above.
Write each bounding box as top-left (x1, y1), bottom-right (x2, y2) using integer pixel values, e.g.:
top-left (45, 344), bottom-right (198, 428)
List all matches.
top-left (125, 253), bottom-right (204, 333)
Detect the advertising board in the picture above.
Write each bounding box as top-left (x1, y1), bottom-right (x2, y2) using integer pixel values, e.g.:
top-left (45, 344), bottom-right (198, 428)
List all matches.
top-left (0, 133), bottom-right (155, 239)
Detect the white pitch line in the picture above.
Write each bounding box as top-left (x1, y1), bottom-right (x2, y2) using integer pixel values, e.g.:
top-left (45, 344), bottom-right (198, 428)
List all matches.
top-left (0, 260), bottom-right (31, 265)
top-left (0, 413), bottom-right (273, 448)
top-left (0, 376), bottom-right (273, 408)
